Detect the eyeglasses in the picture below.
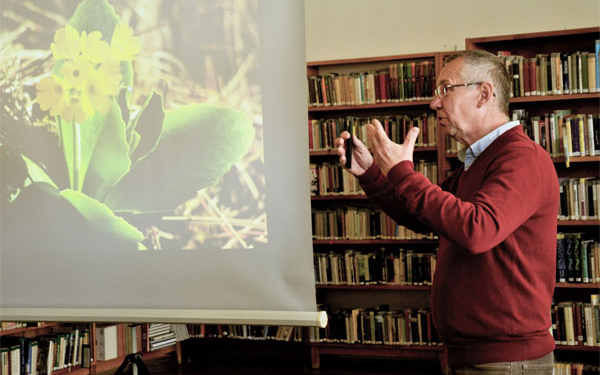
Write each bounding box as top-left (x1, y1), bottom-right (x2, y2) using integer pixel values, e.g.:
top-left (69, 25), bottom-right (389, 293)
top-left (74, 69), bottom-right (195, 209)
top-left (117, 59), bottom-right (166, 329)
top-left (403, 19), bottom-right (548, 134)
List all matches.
top-left (434, 82), bottom-right (483, 97)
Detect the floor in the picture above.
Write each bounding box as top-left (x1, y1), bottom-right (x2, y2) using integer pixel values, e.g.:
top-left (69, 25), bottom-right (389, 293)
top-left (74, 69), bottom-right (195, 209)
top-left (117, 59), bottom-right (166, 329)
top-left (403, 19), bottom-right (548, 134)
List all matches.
top-left (114, 347), bottom-right (442, 375)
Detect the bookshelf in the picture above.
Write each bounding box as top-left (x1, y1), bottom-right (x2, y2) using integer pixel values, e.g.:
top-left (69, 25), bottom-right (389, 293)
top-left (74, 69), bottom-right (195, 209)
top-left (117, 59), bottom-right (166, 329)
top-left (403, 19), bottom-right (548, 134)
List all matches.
top-left (466, 26), bottom-right (600, 368)
top-left (306, 52), bottom-right (445, 370)
top-left (0, 323), bottom-right (178, 375)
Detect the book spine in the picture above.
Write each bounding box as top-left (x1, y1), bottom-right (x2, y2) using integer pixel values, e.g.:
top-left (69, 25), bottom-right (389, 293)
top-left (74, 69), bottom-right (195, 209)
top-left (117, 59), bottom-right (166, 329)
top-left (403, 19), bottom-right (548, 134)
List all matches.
top-left (596, 39), bottom-right (600, 89)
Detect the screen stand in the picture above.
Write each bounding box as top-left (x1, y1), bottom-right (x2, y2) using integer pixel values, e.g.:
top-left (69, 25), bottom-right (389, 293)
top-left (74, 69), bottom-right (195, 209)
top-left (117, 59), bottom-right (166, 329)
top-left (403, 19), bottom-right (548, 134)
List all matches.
top-left (113, 353), bottom-right (151, 375)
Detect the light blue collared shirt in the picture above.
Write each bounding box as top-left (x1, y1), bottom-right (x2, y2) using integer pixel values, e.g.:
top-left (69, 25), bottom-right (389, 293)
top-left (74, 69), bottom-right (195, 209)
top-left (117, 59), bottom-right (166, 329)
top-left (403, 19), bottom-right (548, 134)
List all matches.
top-left (458, 120), bottom-right (521, 171)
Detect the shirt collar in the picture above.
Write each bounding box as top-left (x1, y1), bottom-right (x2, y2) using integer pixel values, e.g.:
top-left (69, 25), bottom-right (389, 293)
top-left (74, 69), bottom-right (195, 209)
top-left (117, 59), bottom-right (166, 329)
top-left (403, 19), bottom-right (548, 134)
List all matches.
top-left (461, 120), bottom-right (521, 170)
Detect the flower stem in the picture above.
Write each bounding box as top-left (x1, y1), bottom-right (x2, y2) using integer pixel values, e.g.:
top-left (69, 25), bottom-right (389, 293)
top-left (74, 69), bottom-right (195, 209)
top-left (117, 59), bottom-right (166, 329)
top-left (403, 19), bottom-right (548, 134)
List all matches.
top-left (73, 120), bottom-right (81, 191)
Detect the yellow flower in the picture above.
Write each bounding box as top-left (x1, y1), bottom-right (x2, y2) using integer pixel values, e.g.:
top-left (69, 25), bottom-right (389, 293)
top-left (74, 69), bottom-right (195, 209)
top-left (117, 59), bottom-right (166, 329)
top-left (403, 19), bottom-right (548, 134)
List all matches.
top-left (51, 25), bottom-right (82, 60)
top-left (61, 56), bottom-right (93, 90)
top-left (81, 30), bottom-right (110, 64)
top-left (82, 69), bottom-right (115, 117)
top-left (110, 24), bottom-right (140, 61)
top-left (62, 94), bottom-right (90, 124)
top-left (36, 76), bottom-right (70, 117)
top-left (98, 54), bottom-right (123, 92)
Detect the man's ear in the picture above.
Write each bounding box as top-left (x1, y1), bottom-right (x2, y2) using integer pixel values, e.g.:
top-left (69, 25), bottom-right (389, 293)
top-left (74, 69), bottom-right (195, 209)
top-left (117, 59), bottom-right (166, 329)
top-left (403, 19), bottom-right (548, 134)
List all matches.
top-left (478, 82), bottom-right (494, 107)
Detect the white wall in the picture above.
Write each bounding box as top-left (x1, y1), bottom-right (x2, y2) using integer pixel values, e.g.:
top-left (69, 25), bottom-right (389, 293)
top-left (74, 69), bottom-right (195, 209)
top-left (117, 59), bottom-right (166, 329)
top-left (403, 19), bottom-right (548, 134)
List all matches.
top-left (305, 0), bottom-right (600, 62)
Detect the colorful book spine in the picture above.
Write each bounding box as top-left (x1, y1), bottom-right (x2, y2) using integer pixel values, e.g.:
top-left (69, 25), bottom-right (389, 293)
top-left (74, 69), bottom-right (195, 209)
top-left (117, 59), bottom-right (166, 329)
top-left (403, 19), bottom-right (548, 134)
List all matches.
top-left (595, 39), bottom-right (600, 89)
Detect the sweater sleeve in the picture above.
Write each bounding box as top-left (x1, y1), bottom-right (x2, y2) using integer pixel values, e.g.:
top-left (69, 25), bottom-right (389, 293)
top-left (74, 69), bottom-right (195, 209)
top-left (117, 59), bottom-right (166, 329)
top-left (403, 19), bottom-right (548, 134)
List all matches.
top-left (358, 161), bottom-right (434, 235)
top-left (385, 145), bottom-right (552, 254)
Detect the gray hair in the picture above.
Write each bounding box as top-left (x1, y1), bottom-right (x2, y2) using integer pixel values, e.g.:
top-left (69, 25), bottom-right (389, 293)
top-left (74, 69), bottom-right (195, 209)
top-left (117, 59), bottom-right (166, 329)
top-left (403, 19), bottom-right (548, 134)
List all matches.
top-left (445, 50), bottom-right (510, 114)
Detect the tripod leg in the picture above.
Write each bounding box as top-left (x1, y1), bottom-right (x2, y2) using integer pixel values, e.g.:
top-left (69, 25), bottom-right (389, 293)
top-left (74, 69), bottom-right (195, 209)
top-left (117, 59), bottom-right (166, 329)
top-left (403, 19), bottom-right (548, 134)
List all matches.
top-left (131, 354), bottom-right (151, 375)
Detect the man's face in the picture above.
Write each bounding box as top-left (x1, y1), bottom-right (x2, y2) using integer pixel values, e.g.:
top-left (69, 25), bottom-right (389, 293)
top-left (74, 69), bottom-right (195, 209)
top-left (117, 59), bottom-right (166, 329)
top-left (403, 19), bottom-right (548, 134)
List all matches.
top-left (430, 58), bottom-right (480, 146)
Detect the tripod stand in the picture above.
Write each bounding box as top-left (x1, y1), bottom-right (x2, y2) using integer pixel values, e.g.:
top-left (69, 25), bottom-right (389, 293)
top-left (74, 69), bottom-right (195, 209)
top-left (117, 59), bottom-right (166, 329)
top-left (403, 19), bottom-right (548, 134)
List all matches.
top-left (113, 353), bottom-right (151, 375)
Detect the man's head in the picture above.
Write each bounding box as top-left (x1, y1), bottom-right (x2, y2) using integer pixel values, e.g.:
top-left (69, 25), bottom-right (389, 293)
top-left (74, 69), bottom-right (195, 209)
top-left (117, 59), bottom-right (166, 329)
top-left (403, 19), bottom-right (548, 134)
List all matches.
top-left (430, 50), bottom-right (511, 145)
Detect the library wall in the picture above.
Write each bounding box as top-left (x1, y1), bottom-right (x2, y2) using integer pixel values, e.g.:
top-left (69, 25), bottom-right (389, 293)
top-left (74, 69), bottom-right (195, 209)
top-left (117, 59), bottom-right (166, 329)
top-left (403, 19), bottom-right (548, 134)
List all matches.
top-left (304, 0), bottom-right (600, 61)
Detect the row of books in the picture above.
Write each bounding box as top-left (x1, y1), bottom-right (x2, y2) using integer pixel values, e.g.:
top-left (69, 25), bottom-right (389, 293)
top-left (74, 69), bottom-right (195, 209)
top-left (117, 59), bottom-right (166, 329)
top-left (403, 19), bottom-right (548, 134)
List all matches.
top-left (511, 111), bottom-right (600, 160)
top-left (310, 306), bottom-right (441, 346)
top-left (308, 114), bottom-right (437, 152)
top-left (309, 160), bottom-right (438, 197)
top-left (309, 163), bottom-right (363, 196)
top-left (558, 177), bottom-right (599, 222)
top-left (554, 362), bottom-right (599, 375)
top-left (96, 323), bottom-right (185, 361)
top-left (308, 60), bottom-right (436, 107)
top-left (551, 294), bottom-right (599, 347)
top-left (1, 326), bottom-right (90, 375)
top-left (446, 110), bottom-right (600, 159)
top-left (0, 323), bottom-right (45, 332)
top-left (560, 178), bottom-right (600, 224)
top-left (497, 47), bottom-right (600, 98)
top-left (311, 208), bottom-right (438, 241)
top-left (556, 235), bottom-right (599, 284)
top-left (144, 324), bottom-right (178, 352)
top-left (186, 324), bottom-right (302, 342)
top-left (314, 248), bottom-right (436, 286)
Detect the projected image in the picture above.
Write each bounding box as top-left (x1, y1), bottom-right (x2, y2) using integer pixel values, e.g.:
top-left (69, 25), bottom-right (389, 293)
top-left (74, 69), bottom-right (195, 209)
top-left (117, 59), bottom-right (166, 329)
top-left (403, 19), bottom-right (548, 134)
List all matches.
top-left (1, 0), bottom-right (266, 250)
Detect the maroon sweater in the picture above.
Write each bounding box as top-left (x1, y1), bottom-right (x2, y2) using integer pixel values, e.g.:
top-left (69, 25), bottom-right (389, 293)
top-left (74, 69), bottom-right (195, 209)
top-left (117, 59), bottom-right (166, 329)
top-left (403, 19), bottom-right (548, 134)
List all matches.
top-left (358, 126), bottom-right (558, 366)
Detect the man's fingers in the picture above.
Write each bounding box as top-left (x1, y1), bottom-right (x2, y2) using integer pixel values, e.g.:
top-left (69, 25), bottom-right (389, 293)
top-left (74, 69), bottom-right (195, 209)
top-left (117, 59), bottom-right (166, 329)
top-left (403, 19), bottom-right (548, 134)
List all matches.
top-left (404, 126), bottom-right (420, 148)
top-left (370, 119), bottom-right (387, 138)
top-left (367, 120), bottom-right (385, 150)
top-left (335, 131), bottom-right (350, 148)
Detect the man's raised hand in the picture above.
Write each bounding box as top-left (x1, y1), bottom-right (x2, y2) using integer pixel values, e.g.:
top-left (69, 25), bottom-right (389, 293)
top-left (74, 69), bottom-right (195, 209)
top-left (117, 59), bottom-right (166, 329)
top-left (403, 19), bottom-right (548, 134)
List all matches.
top-left (335, 131), bottom-right (373, 176)
top-left (367, 119), bottom-right (420, 176)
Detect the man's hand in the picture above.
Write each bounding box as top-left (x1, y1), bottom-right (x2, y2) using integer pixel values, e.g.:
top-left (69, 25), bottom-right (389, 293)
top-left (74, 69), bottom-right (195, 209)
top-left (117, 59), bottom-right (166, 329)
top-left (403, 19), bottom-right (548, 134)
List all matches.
top-left (367, 119), bottom-right (420, 176)
top-left (335, 131), bottom-right (373, 176)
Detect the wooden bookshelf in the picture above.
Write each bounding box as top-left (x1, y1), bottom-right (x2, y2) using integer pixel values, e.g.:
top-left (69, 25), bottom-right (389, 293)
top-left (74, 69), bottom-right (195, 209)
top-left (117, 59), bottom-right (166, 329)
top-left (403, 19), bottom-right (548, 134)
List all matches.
top-left (307, 50), bottom-right (444, 370)
top-left (309, 342), bottom-right (444, 370)
top-left (308, 100), bottom-right (433, 112)
top-left (0, 323), bottom-right (181, 375)
top-left (555, 283), bottom-right (600, 289)
top-left (0, 323), bottom-right (61, 337)
top-left (312, 239), bottom-right (438, 245)
top-left (92, 345), bottom-right (176, 375)
top-left (316, 285), bottom-right (432, 291)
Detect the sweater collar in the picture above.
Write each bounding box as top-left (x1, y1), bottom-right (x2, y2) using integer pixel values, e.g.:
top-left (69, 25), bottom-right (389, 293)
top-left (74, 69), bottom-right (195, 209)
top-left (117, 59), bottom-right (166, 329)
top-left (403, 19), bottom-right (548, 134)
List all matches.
top-left (460, 120), bottom-right (521, 170)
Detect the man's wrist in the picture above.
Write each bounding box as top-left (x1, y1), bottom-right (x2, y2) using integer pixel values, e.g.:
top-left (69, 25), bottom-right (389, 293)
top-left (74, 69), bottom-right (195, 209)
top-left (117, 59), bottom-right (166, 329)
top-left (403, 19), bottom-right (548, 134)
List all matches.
top-left (386, 160), bottom-right (415, 185)
top-left (357, 161), bottom-right (381, 185)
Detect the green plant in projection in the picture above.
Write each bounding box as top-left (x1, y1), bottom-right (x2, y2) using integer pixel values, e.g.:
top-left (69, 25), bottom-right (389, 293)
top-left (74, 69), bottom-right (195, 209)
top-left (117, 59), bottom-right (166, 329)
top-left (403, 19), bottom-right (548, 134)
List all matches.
top-left (3, 0), bottom-right (254, 251)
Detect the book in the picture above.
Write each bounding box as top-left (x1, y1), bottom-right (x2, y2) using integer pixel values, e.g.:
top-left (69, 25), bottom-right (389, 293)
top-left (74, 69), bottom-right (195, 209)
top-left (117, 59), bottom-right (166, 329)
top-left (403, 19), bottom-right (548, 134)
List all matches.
top-left (561, 52), bottom-right (570, 94)
top-left (596, 39), bottom-right (600, 89)
top-left (581, 52), bottom-right (589, 93)
top-left (95, 325), bottom-right (117, 361)
top-left (556, 233), bottom-right (567, 282)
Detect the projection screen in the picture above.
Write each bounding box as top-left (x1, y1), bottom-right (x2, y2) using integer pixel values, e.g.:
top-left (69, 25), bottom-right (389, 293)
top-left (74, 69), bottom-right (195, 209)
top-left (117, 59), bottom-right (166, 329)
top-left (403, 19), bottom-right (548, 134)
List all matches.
top-left (0, 0), bottom-right (325, 327)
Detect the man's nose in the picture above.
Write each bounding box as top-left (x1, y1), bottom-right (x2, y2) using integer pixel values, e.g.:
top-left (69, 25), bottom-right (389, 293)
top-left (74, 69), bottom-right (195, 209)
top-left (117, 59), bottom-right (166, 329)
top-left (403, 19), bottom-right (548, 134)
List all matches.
top-left (429, 95), bottom-right (442, 110)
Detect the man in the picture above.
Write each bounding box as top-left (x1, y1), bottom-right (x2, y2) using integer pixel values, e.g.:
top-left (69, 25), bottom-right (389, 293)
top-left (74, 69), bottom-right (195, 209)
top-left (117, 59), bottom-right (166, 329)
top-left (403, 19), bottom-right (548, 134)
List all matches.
top-left (335, 50), bottom-right (558, 374)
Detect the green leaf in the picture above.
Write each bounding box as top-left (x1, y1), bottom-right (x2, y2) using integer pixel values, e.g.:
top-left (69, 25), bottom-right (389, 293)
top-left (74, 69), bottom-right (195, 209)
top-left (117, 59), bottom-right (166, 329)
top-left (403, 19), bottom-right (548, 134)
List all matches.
top-left (81, 101), bottom-right (132, 201)
top-left (129, 90), bottom-right (165, 163)
top-left (69, 0), bottom-right (119, 41)
top-left (1, 182), bottom-right (141, 252)
top-left (60, 100), bottom-right (130, 199)
top-left (21, 154), bottom-right (58, 189)
top-left (60, 189), bottom-right (144, 244)
top-left (117, 87), bottom-right (131, 129)
top-left (104, 104), bottom-right (255, 212)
